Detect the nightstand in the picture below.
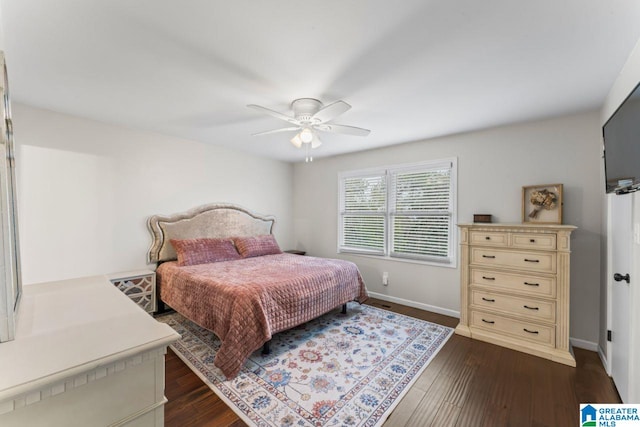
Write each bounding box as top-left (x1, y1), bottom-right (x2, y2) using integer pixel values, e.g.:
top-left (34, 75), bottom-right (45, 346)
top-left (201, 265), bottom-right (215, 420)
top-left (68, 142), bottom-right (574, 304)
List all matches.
top-left (108, 269), bottom-right (157, 314)
top-left (284, 250), bottom-right (306, 256)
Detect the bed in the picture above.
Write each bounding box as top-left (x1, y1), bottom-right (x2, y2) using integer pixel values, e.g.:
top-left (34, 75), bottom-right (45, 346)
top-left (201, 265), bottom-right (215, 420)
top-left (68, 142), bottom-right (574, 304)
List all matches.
top-left (147, 203), bottom-right (368, 379)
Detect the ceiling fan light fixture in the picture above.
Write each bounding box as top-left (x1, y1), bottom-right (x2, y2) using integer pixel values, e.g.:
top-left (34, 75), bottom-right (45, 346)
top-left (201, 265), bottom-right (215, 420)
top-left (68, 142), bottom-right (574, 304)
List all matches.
top-left (311, 134), bottom-right (323, 149)
top-left (249, 98), bottom-right (370, 161)
top-left (290, 133), bottom-right (303, 148)
top-left (300, 127), bottom-right (313, 143)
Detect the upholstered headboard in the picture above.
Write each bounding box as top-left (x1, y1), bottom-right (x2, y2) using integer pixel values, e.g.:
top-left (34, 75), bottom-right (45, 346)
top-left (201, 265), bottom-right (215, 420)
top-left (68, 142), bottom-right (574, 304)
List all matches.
top-left (147, 203), bottom-right (276, 263)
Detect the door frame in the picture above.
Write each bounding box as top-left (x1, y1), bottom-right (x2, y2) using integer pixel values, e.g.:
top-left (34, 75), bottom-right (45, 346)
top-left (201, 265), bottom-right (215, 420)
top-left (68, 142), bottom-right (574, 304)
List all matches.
top-left (605, 194), bottom-right (613, 376)
top-left (606, 192), bottom-right (640, 402)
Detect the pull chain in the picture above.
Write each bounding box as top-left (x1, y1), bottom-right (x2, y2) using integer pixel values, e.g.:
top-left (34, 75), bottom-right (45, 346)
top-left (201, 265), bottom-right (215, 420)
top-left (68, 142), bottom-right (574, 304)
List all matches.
top-left (304, 142), bottom-right (313, 162)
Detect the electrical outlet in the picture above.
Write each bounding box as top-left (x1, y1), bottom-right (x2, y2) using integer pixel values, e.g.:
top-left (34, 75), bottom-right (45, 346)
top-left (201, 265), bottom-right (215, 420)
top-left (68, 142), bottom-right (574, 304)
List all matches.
top-left (382, 272), bottom-right (389, 286)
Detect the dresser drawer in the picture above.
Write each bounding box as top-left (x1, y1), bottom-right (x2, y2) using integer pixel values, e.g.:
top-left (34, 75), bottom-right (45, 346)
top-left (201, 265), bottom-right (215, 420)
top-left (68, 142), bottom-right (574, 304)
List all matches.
top-left (470, 268), bottom-right (556, 298)
top-left (511, 233), bottom-right (556, 250)
top-left (471, 289), bottom-right (556, 322)
top-left (471, 311), bottom-right (555, 347)
top-left (470, 248), bottom-right (556, 273)
top-left (469, 230), bottom-right (508, 247)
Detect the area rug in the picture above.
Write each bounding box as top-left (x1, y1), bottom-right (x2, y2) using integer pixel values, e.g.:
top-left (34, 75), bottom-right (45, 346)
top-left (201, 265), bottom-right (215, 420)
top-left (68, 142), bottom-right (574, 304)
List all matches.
top-left (158, 303), bottom-right (453, 427)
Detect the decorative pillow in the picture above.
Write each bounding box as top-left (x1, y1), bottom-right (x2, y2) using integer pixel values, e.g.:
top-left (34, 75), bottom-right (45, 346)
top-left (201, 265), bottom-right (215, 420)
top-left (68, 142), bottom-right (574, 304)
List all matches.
top-left (234, 235), bottom-right (282, 258)
top-left (170, 238), bottom-right (241, 266)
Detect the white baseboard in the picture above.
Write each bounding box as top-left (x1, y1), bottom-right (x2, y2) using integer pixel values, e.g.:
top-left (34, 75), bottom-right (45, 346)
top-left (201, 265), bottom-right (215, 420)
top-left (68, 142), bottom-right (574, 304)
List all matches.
top-left (369, 292), bottom-right (608, 356)
top-left (598, 345), bottom-right (611, 375)
top-left (367, 291), bottom-right (460, 319)
top-left (367, 292), bottom-right (601, 354)
top-left (569, 337), bottom-right (599, 351)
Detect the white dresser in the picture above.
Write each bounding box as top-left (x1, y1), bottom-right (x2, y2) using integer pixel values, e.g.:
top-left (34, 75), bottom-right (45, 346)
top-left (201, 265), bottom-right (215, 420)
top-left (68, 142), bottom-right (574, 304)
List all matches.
top-left (456, 223), bottom-right (576, 366)
top-left (0, 275), bottom-right (179, 426)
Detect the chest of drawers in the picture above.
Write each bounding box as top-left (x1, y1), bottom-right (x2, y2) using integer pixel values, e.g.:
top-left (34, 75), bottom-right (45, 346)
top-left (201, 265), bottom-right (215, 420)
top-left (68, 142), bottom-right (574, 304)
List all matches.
top-left (455, 223), bottom-right (576, 366)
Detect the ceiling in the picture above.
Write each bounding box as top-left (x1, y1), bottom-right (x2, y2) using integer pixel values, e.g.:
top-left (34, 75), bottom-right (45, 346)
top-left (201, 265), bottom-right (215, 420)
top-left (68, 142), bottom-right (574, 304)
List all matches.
top-left (2, 1), bottom-right (640, 163)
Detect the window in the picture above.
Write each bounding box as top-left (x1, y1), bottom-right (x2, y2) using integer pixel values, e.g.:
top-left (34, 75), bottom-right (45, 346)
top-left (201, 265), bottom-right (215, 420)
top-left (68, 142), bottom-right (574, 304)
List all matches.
top-left (338, 158), bottom-right (456, 266)
top-left (340, 173), bottom-right (387, 255)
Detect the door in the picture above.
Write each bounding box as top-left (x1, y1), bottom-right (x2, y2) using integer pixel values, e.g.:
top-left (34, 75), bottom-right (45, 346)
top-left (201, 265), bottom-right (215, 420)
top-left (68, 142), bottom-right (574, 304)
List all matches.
top-left (611, 193), bottom-right (632, 402)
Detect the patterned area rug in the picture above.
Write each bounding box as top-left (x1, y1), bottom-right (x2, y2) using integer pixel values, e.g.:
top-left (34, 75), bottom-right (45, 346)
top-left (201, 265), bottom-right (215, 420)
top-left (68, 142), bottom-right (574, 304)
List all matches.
top-left (159, 303), bottom-right (453, 427)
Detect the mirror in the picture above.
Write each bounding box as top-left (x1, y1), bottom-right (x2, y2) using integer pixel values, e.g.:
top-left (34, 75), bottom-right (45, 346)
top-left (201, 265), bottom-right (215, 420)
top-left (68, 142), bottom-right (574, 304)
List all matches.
top-left (0, 51), bottom-right (22, 343)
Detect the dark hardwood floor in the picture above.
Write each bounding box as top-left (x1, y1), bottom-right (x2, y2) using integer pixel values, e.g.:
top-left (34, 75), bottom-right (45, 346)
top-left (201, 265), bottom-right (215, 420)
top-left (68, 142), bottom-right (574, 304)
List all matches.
top-left (164, 298), bottom-right (620, 427)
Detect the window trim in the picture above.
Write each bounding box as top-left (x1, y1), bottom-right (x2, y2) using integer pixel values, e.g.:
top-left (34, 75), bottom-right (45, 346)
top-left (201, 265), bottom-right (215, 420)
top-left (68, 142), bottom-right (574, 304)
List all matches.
top-left (337, 158), bottom-right (457, 268)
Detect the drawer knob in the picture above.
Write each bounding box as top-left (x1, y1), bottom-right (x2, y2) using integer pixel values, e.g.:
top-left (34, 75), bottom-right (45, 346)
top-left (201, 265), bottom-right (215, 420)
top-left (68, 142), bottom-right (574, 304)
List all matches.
top-left (482, 297), bottom-right (496, 302)
top-left (524, 258), bottom-right (539, 263)
top-left (482, 255), bottom-right (496, 259)
top-left (530, 239), bottom-right (536, 243)
top-left (482, 319), bottom-right (495, 324)
top-left (523, 328), bottom-right (539, 334)
top-left (523, 305), bottom-right (539, 310)
top-left (485, 236), bottom-right (491, 240)
top-left (482, 276), bottom-right (495, 281)
top-left (523, 282), bottom-right (540, 287)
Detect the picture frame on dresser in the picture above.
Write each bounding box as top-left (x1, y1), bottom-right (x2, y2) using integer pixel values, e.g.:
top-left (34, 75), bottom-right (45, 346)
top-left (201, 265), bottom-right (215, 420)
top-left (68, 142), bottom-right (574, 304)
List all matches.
top-left (522, 183), bottom-right (563, 224)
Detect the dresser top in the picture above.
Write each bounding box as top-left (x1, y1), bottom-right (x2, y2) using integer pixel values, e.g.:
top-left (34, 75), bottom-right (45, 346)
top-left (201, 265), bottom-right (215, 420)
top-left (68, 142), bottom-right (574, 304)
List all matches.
top-left (0, 275), bottom-right (179, 400)
top-left (458, 222), bottom-right (577, 231)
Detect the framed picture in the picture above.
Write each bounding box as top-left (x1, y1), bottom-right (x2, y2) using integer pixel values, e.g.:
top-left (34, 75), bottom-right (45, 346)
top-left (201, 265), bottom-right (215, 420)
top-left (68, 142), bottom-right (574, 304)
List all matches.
top-left (522, 183), bottom-right (563, 224)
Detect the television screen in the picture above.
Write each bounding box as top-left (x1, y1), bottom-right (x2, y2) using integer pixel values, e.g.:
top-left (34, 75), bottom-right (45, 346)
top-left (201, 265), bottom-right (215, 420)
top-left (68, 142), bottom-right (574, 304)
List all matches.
top-left (603, 81), bottom-right (640, 194)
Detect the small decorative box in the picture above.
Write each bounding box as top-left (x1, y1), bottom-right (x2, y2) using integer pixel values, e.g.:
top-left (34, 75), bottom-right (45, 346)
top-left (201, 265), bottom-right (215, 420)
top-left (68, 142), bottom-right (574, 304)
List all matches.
top-left (473, 214), bottom-right (492, 223)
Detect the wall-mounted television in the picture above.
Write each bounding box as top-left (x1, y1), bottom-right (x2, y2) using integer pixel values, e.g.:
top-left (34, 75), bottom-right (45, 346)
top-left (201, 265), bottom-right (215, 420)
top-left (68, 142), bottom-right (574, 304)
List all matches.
top-left (603, 81), bottom-right (640, 194)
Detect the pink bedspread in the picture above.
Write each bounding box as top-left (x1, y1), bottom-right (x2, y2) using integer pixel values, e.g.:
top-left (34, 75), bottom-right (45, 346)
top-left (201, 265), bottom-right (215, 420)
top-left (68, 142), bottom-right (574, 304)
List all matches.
top-left (156, 253), bottom-right (368, 378)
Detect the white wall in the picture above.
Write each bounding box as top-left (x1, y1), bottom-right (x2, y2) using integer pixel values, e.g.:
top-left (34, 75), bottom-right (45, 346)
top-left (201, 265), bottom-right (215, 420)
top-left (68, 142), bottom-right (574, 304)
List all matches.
top-left (293, 111), bottom-right (603, 344)
top-left (0, 3), bottom-right (4, 51)
top-left (602, 39), bottom-right (640, 123)
top-left (13, 103), bottom-right (294, 284)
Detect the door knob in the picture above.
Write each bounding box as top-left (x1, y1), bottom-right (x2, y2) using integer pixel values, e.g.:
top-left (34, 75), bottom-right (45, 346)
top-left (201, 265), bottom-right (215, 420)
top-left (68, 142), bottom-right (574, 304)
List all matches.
top-left (614, 273), bottom-right (630, 283)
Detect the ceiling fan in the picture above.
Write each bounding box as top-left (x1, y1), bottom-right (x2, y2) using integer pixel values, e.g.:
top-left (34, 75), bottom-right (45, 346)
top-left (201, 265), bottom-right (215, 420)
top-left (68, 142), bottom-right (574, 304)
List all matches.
top-left (247, 98), bottom-right (370, 161)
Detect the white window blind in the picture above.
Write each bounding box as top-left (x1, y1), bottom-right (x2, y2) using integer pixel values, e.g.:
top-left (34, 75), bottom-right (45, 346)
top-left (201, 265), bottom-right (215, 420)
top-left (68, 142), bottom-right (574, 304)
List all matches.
top-left (389, 164), bottom-right (453, 262)
top-left (338, 159), bottom-right (456, 266)
top-left (339, 173), bottom-right (387, 255)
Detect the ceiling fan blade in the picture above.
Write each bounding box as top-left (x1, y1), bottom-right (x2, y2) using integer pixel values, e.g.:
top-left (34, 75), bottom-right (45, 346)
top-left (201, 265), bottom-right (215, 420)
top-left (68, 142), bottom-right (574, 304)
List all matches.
top-left (312, 100), bottom-right (351, 123)
top-left (315, 123), bottom-right (370, 137)
top-left (247, 104), bottom-right (300, 125)
top-left (290, 133), bottom-right (303, 148)
top-left (252, 126), bottom-right (300, 136)
top-left (311, 134), bottom-right (323, 149)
